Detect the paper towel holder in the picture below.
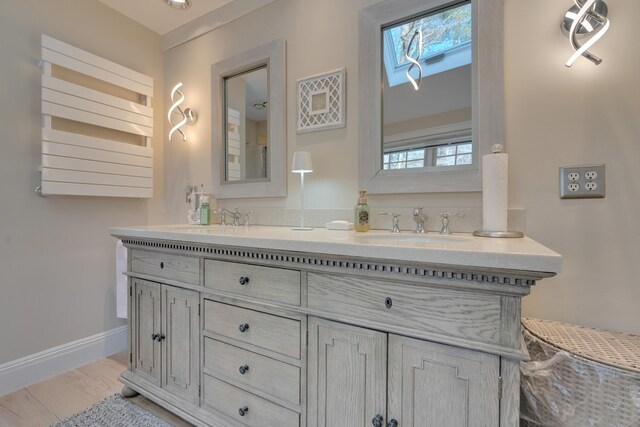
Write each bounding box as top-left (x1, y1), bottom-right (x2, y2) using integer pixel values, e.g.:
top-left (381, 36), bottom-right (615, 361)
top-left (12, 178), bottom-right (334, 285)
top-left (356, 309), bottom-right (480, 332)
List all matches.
top-left (473, 144), bottom-right (524, 238)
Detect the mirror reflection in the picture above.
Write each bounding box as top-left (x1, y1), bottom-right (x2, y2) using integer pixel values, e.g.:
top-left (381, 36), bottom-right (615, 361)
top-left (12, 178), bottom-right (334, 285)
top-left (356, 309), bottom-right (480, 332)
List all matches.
top-left (224, 66), bottom-right (269, 182)
top-left (382, 1), bottom-right (472, 171)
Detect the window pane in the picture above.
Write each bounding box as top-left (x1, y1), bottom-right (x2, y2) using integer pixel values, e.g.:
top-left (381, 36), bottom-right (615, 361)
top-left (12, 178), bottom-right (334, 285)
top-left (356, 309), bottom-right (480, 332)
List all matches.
top-left (390, 162), bottom-right (405, 169)
top-left (436, 156), bottom-right (456, 166)
top-left (437, 146), bottom-right (457, 156)
top-left (388, 2), bottom-right (472, 67)
top-left (383, 154), bottom-right (390, 163)
top-left (407, 149), bottom-right (425, 160)
top-left (407, 160), bottom-right (424, 168)
top-left (456, 154), bottom-right (472, 165)
top-left (457, 143), bottom-right (472, 154)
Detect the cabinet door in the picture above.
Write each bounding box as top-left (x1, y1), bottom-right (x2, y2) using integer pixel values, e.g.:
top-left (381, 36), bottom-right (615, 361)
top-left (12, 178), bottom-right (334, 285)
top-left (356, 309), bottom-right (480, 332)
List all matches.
top-left (388, 335), bottom-right (500, 427)
top-left (162, 285), bottom-right (200, 404)
top-left (132, 279), bottom-right (161, 386)
top-left (308, 317), bottom-right (387, 427)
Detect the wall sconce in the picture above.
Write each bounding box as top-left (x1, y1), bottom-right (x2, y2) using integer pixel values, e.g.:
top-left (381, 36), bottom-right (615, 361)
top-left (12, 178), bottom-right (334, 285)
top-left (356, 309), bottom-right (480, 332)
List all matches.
top-left (562, 0), bottom-right (610, 67)
top-left (406, 29), bottom-right (423, 90)
top-left (291, 151), bottom-right (313, 231)
top-left (168, 82), bottom-right (198, 142)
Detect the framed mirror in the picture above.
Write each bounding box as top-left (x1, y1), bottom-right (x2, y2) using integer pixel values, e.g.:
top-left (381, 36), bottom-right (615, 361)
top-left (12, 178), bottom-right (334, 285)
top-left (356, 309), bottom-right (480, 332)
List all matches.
top-left (212, 39), bottom-right (286, 198)
top-left (359, 0), bottom-right (503, 194)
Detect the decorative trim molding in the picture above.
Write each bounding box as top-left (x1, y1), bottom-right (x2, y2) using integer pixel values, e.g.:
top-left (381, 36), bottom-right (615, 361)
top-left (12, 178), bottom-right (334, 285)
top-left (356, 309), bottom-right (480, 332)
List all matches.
top-left (121, 238), bottom-right (548, 287)
top-left (0, 326), bottom-right (127, 397)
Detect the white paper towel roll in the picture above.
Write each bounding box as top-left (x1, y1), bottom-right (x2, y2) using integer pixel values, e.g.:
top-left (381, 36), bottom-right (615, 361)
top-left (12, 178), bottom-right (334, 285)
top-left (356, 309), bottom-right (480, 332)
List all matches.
top-left (482, 145), bottom-right (508, 232)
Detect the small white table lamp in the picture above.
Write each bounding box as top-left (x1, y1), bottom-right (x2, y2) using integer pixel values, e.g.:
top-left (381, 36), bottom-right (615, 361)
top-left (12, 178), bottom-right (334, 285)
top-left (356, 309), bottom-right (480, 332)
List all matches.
top-left (291, 151), bottom-right (313, 231)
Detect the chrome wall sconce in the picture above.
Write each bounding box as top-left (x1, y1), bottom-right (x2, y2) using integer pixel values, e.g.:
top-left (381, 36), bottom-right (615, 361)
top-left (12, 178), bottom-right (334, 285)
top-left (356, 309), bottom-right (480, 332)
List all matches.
top-left (168, 82), bottom-right (198, 142)
top-left (562, 0), bottom-right (610, 67)
top-left (406, 29), bottom-right (423, 90)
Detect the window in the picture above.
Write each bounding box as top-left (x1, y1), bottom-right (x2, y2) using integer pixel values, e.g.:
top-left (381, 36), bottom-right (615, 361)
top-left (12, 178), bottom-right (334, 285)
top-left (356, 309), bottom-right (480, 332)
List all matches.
top-left (382, 1), bottom-right (472, 87)
top-left (434, 141), bottom-right (472, 166)
top-left (383, 148), bottom-right (425, 170)
top-left (383, 141), bottom-right (472, 170)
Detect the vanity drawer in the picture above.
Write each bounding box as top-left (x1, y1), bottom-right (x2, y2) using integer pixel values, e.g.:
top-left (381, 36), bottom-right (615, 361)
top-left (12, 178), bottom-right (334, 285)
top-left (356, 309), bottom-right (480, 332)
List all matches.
top-left (204, 300), bottom-right (301, 359)
top-left (130, 250), bottom-right (199, 285)
top-left (204, 259), bottom-right (301, 306)
top-left (203, 375), bottom-right (299, 427)
top-left (204, 338), bottom-right (300, 406)
top-left (307, 273), bottom-right (502, 345)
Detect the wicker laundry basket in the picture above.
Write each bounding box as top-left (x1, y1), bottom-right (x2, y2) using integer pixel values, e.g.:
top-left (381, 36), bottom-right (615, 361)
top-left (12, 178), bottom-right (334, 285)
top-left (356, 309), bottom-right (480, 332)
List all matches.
top-left (520, 318), bottom-right (640, 427)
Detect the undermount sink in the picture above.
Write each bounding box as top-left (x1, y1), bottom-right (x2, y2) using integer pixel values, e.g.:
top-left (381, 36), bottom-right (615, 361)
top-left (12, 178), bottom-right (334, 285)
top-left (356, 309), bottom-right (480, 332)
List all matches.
top-left (354, 233), bottom-right (473, 244)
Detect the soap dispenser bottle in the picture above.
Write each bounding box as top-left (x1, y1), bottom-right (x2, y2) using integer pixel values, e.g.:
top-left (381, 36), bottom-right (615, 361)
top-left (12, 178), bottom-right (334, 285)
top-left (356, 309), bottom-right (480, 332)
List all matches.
top-left (354, 190), bottom-right (370, 232)
top-left (199, 195), bottom-right (210, 225)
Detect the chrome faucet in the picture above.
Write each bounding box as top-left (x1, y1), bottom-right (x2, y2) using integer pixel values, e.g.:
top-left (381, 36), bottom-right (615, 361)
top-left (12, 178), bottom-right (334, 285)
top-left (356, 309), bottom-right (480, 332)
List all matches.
top-left (379, 212), bottom-right (401, 233)
top-left (440, 212), bottom-right (465, 234)
top-left (241, 211), bottom-right (254, 227)
top-left (215, 207), bottom-right (244, 226)
top-left (412, 207), bottom-right (427, 234)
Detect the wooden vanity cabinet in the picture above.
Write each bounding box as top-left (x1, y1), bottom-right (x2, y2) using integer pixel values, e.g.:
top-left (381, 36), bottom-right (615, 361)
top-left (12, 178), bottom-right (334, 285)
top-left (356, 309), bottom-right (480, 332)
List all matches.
top-left (307, 318), bottom-right (499, 427)
top-left (130, 278), bottom-right (201, 405)
top-left (117, 239), bottom-right (553, 427)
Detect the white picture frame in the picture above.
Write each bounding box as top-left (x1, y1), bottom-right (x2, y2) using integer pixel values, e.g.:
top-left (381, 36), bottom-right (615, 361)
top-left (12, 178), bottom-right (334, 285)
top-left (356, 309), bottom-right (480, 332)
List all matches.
top-left (296, 68), bottom-right (346, 133)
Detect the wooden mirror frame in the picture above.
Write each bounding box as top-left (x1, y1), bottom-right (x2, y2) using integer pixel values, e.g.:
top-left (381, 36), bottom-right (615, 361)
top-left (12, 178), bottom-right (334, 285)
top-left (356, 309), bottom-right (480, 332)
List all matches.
top-left (358, 0), bottom-right (503, 194)
top-left (211, 39), bottom-right (286, 198)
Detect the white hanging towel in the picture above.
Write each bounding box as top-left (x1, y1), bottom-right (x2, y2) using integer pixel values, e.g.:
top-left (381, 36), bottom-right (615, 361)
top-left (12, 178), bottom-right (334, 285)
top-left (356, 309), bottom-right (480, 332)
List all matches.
top-left (116, 240), bottom-right (128, 319)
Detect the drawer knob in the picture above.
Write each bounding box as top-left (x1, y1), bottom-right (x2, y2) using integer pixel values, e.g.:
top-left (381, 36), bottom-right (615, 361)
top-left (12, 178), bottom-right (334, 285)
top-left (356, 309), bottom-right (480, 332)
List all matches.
top-left (238, 406), bottom-right (249, 417)
top-left (239, 364), bottom-right (249, 375)
top-left (372, 414), bottom-right (384, 427)
top-left (239, 323), bottom-right (250, 333)
top-left (387, 420), bottom-right (398, 427)
top-left (239, 276), bottom-right (250, 285)
top-left (160, 261), bottom-right (164, 269)
top-left (385, 297), bottom-right (393, 309)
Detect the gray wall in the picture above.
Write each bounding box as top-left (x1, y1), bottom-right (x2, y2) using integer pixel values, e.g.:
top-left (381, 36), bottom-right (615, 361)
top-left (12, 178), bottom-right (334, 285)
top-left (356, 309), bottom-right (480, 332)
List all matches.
top-left (0, 0), bottom-right (637, 367)
top-left (163, 0), bottom-right (640, 334)
top-left (0, 0), bottom-right (164, 364)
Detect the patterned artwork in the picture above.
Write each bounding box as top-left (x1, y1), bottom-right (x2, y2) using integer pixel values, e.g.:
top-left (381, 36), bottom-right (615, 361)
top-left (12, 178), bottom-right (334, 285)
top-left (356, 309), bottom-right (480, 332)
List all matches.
top-left (296, 68), bottom-right (345, 133)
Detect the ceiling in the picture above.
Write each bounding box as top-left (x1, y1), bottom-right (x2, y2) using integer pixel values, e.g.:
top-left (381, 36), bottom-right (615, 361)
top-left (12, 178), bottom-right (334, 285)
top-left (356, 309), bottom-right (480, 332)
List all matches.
top-left (98, 0), bottom-right (235, 35)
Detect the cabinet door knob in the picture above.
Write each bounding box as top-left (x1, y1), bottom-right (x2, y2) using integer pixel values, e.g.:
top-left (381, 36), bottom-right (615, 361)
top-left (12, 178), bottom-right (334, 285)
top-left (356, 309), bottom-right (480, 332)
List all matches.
top-left (151, 333), bottom-right (159, 341)
top-left (158, 334), bottom-right (165, 342)
top-left (372, 414), bottom-right (384, 427)
top-left (238, 406), bottom-right (249, 416)
top-left (387, 420), bottom-right (398, 427)
top-left (239, 276), bottom-right (250, 285)
top-left (385, 297), bottom-right (393, 309)
top-left (239, 365), bottom-right (249, 375)
top-left (160, 261), bottom-right (164, 269)
top-left (239, 323), bottom-right (250, 333)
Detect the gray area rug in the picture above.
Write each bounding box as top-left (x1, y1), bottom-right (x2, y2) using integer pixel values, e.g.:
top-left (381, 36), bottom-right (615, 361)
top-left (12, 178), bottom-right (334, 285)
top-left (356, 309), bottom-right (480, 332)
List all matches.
top-left (51, 394), bottom-right (174, 427)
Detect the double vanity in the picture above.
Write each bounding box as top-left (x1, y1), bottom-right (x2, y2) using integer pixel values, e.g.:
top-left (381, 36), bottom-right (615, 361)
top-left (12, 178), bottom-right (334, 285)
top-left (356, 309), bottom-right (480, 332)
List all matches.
top-left (110, 224), bottom-right (561, 427)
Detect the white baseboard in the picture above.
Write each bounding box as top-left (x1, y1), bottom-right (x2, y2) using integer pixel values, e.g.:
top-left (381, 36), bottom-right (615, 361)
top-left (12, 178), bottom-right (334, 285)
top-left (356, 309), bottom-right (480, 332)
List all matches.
top-left (0, 325), bottom-right (127, 397)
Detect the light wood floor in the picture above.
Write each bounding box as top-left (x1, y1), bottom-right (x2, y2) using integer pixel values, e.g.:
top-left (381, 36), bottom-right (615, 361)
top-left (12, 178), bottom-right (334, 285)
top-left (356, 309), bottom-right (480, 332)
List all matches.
top-left (0, 352), bottom-right (192, 427)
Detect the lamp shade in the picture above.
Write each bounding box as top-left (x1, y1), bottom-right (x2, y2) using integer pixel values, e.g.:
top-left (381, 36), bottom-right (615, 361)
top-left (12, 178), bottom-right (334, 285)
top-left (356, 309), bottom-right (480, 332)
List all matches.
top-left (291, 151), bottom-right (313, 173)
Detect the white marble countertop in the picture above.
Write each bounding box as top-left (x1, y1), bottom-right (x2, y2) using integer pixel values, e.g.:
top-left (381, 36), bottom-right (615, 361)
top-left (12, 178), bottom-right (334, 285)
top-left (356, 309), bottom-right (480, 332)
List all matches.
top-left (110, 224), bottom-right (562, 273)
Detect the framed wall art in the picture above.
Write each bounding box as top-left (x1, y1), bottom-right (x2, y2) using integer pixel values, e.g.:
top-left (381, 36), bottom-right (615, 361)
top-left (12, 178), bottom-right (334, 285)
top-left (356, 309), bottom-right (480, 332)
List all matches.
top-left (296, 68), bottom-right (345, 133)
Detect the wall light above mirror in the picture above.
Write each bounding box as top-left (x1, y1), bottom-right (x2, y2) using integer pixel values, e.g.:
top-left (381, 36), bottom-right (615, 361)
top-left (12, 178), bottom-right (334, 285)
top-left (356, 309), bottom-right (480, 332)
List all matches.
top-left (359, 0), bottom-right (504, 194)
top-left (211, 39), bottom-right (286, 199)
